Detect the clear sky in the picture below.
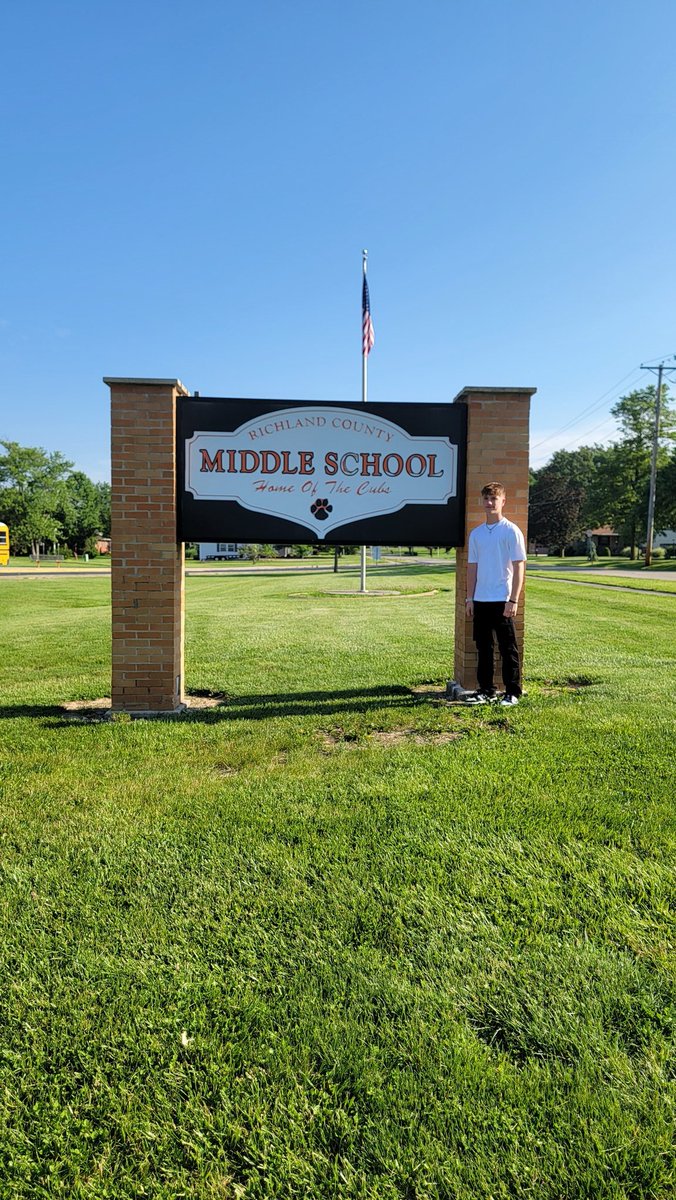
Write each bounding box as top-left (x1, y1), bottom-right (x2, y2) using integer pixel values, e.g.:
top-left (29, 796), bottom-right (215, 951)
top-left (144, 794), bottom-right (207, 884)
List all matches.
top-left (2, 0), bottom-right (675, 480)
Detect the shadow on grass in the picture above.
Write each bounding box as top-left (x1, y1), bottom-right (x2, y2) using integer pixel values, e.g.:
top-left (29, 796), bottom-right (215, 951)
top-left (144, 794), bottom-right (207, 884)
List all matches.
top-left (334, 562), bottom-right (455, 576)
top-left (182, 685), bottom-right (417, 723)
top-left (191, 562), bottom-right (455, 581)
top-left (0, 685), bottom-right (419, 726)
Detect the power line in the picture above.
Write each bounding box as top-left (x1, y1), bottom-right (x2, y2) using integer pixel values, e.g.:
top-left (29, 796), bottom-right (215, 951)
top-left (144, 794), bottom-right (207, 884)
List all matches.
top-left (554, 413), bottom-right (620, 454)
top-left (530, 366), bottom-right (647, 452)
top-left (640, 350), bottom-right (676, 367)
top-left (640, 360), bottom-right (676, 567)
top-left (532, 364), bottom-right (675, 456)
top-left (535, 367), bottom-right (673, 456)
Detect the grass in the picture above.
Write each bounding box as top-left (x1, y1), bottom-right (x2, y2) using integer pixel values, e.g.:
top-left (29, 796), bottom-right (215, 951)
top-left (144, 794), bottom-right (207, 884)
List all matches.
top-left (4, 556), bottom-right (111, 569)
top-left (534, 572), bottom-right (676, 595)
top-left (0, 568), bottom-right (674, 1198)
top-left (5, 549), bottom-right (456, 571)
top-left (529, 554), bottom-right (676, 571)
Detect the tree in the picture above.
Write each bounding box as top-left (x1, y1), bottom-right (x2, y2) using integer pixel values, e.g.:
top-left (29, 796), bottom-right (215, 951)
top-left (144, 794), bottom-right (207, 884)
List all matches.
top-left (0, 441), bottom-right (73, 556)
top-left (613, 385), bottom-right (676, 447)
top-left (589, 386), bottom-right (676, 557)
top-left (54, 471), bottom-right (104, 554)
top-left (94, 482), bottom-right (111, 537)
top-left (528, 447), bottom-right (598, 553)
top-left (656, 449), bottom-right (676, 533)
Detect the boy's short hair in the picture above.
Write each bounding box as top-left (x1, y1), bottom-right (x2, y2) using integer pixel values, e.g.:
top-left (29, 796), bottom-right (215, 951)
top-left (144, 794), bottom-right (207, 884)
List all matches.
top-left (481, 482), bottom-right (506, 498)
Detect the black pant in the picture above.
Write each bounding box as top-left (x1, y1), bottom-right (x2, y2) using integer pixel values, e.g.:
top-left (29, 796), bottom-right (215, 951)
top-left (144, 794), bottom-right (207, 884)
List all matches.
top-left (472, 601), bottom-right (521, 697)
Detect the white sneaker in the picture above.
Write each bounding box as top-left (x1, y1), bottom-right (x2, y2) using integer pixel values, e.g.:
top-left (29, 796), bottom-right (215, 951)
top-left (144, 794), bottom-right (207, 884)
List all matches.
top-left (500, 694), bottom-right (519, 707)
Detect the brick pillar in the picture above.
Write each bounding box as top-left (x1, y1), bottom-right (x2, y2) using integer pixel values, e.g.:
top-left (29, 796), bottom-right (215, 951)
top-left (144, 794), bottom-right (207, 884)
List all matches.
top-left (105, 377), bottom-right (188, 713)
top-left (453, 387), bottom-right (535, 690)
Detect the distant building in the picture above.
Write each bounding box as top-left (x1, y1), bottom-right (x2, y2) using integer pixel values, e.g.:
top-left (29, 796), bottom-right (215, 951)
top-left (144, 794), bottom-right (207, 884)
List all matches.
top-left (197, 542), bottom-right (240, 560)
top-left (196, 543), bottom-right (296, 560)
top-left (588, 526), bottom-right (622, 554)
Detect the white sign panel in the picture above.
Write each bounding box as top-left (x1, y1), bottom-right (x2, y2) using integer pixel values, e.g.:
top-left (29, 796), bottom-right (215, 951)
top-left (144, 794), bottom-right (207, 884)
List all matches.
top-left (185, 405), bottom-right (457, 537)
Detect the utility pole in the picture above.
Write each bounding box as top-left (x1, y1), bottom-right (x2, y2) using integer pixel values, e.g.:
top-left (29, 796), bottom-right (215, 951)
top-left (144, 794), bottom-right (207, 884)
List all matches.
top-left (640, 359), bottom-right (676, 567)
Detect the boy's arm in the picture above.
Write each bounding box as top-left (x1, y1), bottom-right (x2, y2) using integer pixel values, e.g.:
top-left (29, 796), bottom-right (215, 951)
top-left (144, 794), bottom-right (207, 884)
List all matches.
top-left (504, 559), bottom-right (525, 617)
top-left (465, 561), bottom-right (478, 618)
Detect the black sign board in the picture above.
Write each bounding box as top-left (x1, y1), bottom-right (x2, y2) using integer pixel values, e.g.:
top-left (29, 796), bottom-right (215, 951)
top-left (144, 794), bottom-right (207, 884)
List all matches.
top-left (178, 398), bottom-right (467, 546)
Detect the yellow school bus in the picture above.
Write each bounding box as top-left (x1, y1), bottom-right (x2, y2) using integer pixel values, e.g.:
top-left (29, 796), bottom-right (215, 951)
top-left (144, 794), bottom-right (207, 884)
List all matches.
top-left (0, 523), bottom-right (9, 566)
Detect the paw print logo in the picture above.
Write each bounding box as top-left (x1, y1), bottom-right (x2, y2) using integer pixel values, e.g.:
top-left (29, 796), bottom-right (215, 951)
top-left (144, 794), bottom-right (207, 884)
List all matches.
top-left (311, 498), bottom-right (333, 521)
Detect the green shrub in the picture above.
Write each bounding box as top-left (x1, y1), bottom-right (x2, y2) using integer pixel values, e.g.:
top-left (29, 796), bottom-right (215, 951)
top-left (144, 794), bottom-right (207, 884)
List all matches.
top-left (652, 546), bottom-right (666, 559)
top-left (597, 545), bottom-right (611, 556)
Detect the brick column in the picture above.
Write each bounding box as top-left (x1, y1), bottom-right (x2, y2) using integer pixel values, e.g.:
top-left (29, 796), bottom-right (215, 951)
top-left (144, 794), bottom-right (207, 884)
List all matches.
top-left (105, 377), bottom-right (188, 713)
top-left (453, 387), bottom-right (535, 690)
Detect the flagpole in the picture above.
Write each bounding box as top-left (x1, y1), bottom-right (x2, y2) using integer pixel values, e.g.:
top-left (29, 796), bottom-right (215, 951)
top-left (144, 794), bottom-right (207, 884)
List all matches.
top-left (360, 250), bottom-right (368, 594)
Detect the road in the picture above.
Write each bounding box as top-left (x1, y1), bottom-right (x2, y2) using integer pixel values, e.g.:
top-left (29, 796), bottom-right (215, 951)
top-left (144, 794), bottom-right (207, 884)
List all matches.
top-left (1, 559), bottom-right (674, 583)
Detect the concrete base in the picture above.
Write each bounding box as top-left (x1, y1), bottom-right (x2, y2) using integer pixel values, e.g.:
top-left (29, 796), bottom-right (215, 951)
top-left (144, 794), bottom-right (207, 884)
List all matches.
top-left (445, 680), bottom-right (478, 701)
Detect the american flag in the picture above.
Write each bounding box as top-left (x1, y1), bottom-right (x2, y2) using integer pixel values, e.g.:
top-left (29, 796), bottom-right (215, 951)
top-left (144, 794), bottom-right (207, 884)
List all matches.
top-left (362, 275), bottom-right (375, 357)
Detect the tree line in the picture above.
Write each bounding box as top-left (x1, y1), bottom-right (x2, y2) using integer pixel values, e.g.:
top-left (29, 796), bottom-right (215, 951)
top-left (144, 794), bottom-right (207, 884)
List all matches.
top-left (0, 441), bottom-right (111, 557)
top-left (529, 386), bottom-right (676, 557)
top-left (3, 386), bottom-right (675, 560)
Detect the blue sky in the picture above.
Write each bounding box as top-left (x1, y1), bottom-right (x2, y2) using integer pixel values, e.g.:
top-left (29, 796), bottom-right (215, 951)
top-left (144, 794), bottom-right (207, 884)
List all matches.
top-left (2, 0), bottom-right (675, 480)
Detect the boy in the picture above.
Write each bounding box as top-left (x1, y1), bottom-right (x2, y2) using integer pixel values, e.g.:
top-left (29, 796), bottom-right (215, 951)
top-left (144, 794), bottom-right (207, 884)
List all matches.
top-left (465, 482), bottom-right (526, 706)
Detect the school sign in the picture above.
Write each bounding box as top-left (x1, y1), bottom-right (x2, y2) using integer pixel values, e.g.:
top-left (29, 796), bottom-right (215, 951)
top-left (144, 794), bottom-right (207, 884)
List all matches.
top-left (105, 379), bottom-right (534, 712)
top-left (179, 398), bottom-right (467, 545)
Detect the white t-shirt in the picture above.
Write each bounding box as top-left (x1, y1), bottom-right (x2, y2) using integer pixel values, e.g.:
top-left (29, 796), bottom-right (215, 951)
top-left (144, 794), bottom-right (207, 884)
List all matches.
top-left (468, 518), bottom-right (527, 602)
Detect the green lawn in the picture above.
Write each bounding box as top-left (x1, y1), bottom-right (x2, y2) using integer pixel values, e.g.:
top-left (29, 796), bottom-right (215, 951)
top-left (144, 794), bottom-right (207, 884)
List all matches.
top-left (529, 554), bottom-right (676, 571)
top-left (4, 555), bottom-right (111, 569)
top-left (0, 570), bottom-right (674, 1199)
top-left (534, 572), bottom-right (676, 595)
top-left (4, 550), bottom-right (454, 571)
top-left (186, 550), bottom-right (455, 568)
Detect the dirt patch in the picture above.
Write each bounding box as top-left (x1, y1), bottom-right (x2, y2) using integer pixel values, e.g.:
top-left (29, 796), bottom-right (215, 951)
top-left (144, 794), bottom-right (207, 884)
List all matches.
top-left (369, 729), bottom-right (465, 746)
top-left (60, 693), bottom-right (230, 722)
top-left (62, 693), bottom-right (228, 712)
top-left (60, 698), bottom-right (111, 723)
top-left (319, 726), bottom-right (464, 749)
top-left (318, 728), bottom-right (360, 750)
top-left (539, 676), bottom-right (597, 695)
top-left (408, 683), bottom-right (457, 705)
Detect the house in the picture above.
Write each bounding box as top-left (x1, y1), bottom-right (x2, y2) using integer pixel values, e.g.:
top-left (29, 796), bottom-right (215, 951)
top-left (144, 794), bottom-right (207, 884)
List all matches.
top-left (588, 526), bottom-right (622, 554)
top-left (197, 542), bottom-right (241, 560)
